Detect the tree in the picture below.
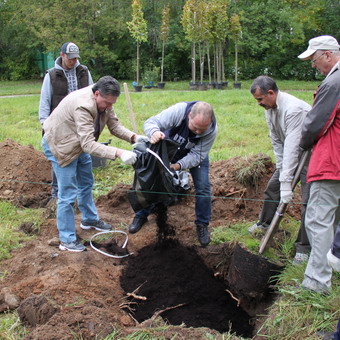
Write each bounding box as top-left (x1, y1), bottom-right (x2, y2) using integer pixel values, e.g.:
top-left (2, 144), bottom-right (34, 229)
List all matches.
top-left (230, 13), bottom-right (241, 84)
top-left (160, 5), bottom-right (170, 83)
top-left (181, 0), bottom-right (200, 84)
top-left (127, 0), bottom-right (148, 86)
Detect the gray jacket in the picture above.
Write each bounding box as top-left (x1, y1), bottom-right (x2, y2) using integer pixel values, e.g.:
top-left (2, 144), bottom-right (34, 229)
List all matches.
top-left (143, 102), bottom-right (217, 170)
top-left (264, 91), bottom-right (311, 183)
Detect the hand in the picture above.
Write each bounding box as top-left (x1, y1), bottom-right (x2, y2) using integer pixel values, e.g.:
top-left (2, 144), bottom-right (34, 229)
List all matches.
top-left (120, 150), bottom-right (137, 165)
top-left (150, 131), bottom-right (165, 144)
top-left (280, 190), bottom-right (293, 203)
top-left (327, 249), bottom-right (340, 272)
top-left (135, 135), bottom-right (149, 143)
top-left (280, 182), bottom-right (293, 203)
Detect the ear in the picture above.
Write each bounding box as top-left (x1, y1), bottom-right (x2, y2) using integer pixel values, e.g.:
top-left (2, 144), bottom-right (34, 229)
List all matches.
top-left (267, 90), bottom-right (275, 96)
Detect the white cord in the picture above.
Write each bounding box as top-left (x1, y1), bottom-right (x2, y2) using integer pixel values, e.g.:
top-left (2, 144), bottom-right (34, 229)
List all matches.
top-left (90, 230), bottom-right (133, 258)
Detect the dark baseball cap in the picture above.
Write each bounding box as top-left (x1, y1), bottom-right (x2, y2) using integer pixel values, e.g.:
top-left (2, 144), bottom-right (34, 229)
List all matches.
top-left (60, 42), bottom-right (80, 59)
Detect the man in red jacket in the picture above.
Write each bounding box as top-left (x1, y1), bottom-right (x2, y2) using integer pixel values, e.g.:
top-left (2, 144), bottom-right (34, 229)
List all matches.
top-left (298, 35), bottom-right (340, 293)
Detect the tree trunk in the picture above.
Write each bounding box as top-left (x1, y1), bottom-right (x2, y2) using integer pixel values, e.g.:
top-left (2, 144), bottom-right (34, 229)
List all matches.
top-left (161, 40), bottom-right (165, 83)
top-left (191, 43), bottom-right (196, 84)
top-left (207, 44), bottom-right (211, 84)
top-left (137, 42), bottom-right (140, 85)
top-left (235, 41), bottom-right (238, 83)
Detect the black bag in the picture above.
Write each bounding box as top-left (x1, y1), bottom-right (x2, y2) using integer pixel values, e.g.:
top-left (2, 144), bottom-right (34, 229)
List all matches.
top-left (128, 139), bottom-right (189, 212)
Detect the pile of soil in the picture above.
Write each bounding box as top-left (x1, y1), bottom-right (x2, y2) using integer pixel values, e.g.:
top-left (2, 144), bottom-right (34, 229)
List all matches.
top-left (0, 139), bottom-right (51, 207)
top-left (0, 141), bottom-right (300, 339)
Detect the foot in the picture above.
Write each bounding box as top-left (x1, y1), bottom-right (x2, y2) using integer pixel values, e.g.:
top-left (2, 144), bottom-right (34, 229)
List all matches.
top-left (196, 224), bottom-right (210, 247)
top-left (59, 240), bottom-right (86, 252)
top-left (128, 216), bottom-right (148, 234)
top-left (248, 223), bottom-right (266, 235)
top-left (327, 249), bottom-right (340, 272)
top-left (80, 219), bottom-right (112, 231)
top-left (292, 252), bottom-right (309, 265)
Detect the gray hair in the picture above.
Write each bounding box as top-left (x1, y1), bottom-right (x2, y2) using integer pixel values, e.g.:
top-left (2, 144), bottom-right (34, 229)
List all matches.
top-left (191, 101), bottom-right (215, 121)
top-left (250, 75), bottom-right (278, 95)
top-left (92, 76), bottom-right (120, 97)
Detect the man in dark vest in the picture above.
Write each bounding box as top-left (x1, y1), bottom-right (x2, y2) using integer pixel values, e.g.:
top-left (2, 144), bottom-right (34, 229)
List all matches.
top-left (128, 101), bottom-right (218, 247)
top-left (39, 42), bottom-right (93, 201)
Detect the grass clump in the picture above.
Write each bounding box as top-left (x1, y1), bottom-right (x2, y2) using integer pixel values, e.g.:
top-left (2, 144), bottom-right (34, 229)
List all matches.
top-left (0, 311), bottom-right (27, 339)
top-left (0, 200), bottom-right (44, 260)
top-left (234, 154), bottom-right (272, 192)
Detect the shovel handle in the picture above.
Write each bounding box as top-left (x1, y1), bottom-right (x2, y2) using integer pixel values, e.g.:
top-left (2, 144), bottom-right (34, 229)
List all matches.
top-left (259, 150), bottom-right (311, 254)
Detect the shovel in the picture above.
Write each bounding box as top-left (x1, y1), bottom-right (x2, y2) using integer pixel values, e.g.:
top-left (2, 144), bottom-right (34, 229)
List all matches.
top-left (259, 150), bottom-right (310, 254)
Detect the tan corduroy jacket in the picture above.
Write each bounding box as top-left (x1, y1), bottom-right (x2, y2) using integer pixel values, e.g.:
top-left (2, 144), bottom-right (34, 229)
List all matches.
top-left (43, 85), bottom-right (135, 167)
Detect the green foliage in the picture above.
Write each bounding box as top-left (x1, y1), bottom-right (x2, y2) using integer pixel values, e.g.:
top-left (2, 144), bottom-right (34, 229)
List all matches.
top-left (127, 0), bottom-right (148, 44)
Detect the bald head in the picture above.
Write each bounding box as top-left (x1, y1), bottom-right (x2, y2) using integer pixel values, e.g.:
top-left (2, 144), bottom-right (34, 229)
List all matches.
top-left (188, 102), bottom-right (214, 135)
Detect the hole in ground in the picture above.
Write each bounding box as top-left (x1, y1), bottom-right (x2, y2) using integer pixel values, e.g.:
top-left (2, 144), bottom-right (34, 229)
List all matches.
top-left (120, 239), bottom-right (254, 337)
top-left (120, 203), bottom-right (282, 337)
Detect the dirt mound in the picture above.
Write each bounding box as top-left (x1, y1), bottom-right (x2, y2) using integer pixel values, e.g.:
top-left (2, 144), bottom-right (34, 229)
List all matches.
top-left (0, 142), bottom-right (300, 339)
top-left (0, 139), bottom-right (51, 207)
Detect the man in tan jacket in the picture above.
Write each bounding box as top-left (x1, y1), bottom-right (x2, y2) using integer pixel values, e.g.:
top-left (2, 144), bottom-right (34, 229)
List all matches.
top-left (42, 76), bottom-right (148, 252)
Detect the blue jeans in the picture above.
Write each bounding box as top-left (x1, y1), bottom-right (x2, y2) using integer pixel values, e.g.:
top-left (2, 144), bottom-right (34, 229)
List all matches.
top-left (137, 156), bottom-right (211, 226)
top-left (42, 137), bottom-right (98, 243)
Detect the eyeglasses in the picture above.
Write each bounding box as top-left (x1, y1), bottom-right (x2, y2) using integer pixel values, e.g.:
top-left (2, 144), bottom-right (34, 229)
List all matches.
top-left (311, 52), bottom-right (326, 64)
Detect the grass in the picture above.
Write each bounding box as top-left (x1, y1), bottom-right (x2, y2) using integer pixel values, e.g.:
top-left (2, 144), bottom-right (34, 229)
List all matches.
top-left (0, 200), bottom-right (44, 260)
top-left (0, 80), bottom-right (339, 339)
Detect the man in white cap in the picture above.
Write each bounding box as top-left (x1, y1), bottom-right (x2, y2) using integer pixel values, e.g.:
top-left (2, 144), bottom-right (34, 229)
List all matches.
top-left (298, 35), bottom-right (340, 293)
top-left (39, 42), bottom-right (93, 202)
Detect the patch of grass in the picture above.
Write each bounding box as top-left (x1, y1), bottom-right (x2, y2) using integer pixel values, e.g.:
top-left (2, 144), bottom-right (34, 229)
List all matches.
top-left (211, 222), bottom-right (260, 252)
top-left (0, 311), bottom-right (27, 339)
top-left (0, 200), bottom-right (44, 260)
top-left (256, 270), bottom-right (340, 339)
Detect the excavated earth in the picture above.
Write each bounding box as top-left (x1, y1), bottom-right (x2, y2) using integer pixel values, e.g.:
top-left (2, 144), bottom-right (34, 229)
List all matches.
top-left (0, 139), bottom-right (302, 339)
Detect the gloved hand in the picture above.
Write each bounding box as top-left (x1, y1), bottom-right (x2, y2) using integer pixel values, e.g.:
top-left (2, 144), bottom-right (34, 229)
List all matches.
top-left (135, 135), bottom-right (149, 143)
top-left (120, 150), bottom-right (137, 165)
top-left (280, 182), bottom-right (293, 204)
top-left (327, 249), bottom-right (340, 272)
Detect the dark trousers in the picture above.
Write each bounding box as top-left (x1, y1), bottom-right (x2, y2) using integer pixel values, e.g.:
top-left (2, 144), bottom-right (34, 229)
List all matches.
top-left (333, 221), bottom-right (340, 258)
top-left (258, 167), bottom-right (311, 254)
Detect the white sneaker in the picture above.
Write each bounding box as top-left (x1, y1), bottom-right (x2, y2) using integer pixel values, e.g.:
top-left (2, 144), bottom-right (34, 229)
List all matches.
top-left (292, 252), bottom-right (309, 265)
top-left (248, 223), bottom-right (266, 234)
top-left (327, 249), bottom-right (340, 272)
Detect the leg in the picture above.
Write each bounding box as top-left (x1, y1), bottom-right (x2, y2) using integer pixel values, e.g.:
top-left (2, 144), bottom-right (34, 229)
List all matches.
top-left (302, 180), bottom-right (340, 293)
top-left (190, 156), bottom-right (211, 246)
top-left (42, 137), bottom-right (78, 243)
top-left (293, 164), bottom-right (311, 262)
top-left (51, 168), bottom-right (58, 198)
top-left (76, 152), bottom-right (98, 222)
top-left (190, 156), bottom-right (211, 226)
top-left (258, 169), bottom-right (280, 227)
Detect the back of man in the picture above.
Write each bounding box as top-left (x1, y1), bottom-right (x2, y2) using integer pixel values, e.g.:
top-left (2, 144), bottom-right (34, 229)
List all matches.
top-left (39, 42), bottom-right (93, 201)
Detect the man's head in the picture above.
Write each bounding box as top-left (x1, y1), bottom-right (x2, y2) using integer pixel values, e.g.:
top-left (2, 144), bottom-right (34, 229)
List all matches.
top-left (60, 42), bottom-right (80, 70)
top-left (298, 35), bottom-right (340, 75)
top-left (250, 76), bottom-right (278, 110)
top-left (92, 76), bottom-right (121, 113)
top-left (188, 102), bottom-right (214, 135)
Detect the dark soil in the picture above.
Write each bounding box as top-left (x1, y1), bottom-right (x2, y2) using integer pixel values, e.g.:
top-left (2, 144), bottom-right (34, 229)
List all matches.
top-left (0, 139), bottom-right (303, 339)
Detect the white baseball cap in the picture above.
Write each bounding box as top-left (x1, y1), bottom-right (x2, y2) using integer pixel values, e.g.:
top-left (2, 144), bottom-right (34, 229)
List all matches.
top-left (298, 35), bottom-right (340, 60)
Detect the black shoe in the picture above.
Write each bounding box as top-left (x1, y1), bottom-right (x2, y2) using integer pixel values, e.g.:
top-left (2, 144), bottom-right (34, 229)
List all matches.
top-left (129, 216), bottom-right (148, 234)
top-left (196, 224), bottom-right (210, 247)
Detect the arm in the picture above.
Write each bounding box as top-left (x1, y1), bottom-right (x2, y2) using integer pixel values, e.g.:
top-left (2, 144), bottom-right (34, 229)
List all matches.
top-left (87, 70), bottom-right (94, 85)
top-left (300, 83), bottom-right (338, 150)
top-left (144, 102), bottom-right (187, 137)
top-left (280, 108), bottom-right (308, 183)
top-left (38, 73), bottom-right (52, 125)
